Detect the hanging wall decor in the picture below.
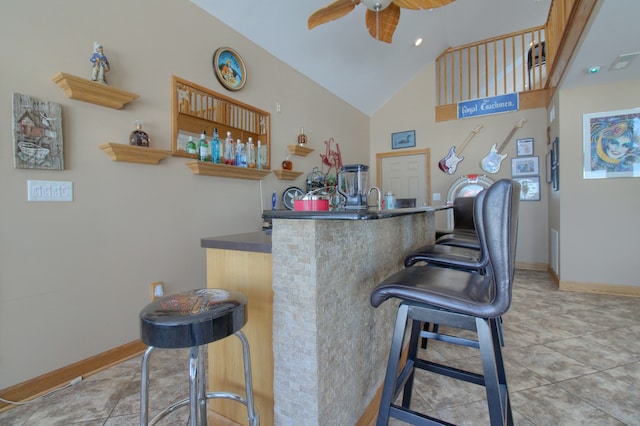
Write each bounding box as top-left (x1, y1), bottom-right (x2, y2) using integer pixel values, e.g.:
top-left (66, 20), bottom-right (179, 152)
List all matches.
top-left (213, 47), bottom-right (246, 91)
top-left (12, 93), bottom-right (64, 170)
top-left (583, 108), bottom-right (640, 179)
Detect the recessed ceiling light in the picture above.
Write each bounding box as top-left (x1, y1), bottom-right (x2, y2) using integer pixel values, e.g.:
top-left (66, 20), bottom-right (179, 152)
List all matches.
top-left (414, 38), bottom-right (423, 47)
top-left (587, 66), bottom-right (600, 74)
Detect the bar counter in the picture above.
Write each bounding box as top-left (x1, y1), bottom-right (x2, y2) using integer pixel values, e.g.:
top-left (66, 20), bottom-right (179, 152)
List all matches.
top-left (202, 207), bottom-right (439, 425)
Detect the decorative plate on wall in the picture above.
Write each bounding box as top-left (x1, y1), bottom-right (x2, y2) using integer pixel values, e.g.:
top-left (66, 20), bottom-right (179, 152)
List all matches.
top-left (213, 47), bottom-right (246, 91)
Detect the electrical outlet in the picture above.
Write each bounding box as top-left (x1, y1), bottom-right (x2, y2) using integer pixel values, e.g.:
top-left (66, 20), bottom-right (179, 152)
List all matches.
top-left (28, 180), bottom-right (73, 202)
top-left (150, 281), bottom-right (164, 300)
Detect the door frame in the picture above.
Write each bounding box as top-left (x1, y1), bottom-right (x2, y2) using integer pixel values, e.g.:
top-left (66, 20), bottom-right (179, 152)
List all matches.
top-left (376, 148), bottom-right (431, 205)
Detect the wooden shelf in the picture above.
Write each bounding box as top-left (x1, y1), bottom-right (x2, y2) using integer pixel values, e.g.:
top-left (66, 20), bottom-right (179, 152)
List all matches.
top-left (273, 169), bottom-right (304, 180)
top-left (52, 72), bottom-right (139, 109)
top-left (186, 161), bottom-right (271, 180)
top-left (287, 144), bottom-right (314, 156)
top-left (99, 143), bottom-right (170, 164)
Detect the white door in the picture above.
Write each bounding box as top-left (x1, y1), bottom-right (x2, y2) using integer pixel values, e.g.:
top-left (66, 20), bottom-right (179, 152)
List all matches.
top-left (377, 149), bottom-right (431, 207)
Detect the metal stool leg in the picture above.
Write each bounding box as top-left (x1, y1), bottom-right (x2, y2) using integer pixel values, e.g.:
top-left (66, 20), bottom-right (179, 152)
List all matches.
top-left (140, 346), bottom-right (154, 426)
top-left (197, 345), bottom-right (208, 425)
top-left (189, 347), bottom-right (198, 426)
top-left (236, 330), bottom-right (259, 426)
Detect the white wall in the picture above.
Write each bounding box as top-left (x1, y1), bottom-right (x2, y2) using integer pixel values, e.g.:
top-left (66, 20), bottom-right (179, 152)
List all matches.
top-left (370, 63), bottom-right (550, 266)
top-left (558, 79), bottom-right (640, 287)
top-left (0, 0), bottom-right (369, 388)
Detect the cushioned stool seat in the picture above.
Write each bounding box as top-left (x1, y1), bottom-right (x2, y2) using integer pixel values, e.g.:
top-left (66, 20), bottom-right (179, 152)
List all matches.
top-left (139, 288), bottom-right (258, 426)
top-left (371, 179), bottom-right (519, 426)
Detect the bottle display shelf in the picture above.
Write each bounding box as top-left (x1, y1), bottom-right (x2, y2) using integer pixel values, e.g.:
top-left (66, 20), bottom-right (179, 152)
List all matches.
top-left (273, 169), bottom-right (304, 180)
top-left (186, 161), bottom-right (271, 180)
top-left (287, 144), bottom-right (314, 157)
top-left (52, 72), bottom-right (139, 109)
top-left (99, 143), bottom-right (170, 164)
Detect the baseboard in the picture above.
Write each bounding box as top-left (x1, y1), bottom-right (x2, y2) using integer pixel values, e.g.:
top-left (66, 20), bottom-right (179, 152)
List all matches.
top-left (559, 280), bottom-right (640, 297)
top-left (515, 261), bottom-right (547, 271)
top-left (0, 339), bottom-right (146, 413)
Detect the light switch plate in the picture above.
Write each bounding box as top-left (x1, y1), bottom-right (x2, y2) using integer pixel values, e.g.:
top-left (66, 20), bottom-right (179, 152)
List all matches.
top-left (27, 180), bottom-right (73, 202)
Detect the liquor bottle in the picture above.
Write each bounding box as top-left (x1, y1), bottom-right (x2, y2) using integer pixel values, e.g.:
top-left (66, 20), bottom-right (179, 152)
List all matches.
top-left (246, 137), bottom-right (256, 168)
top-left (256, 140), bottom-right (263, 170)
top-left (130, 120), bottom-right (150, 147)
top-left (211, 128), bottom-right (221, 163)
top-left (235, 140), bottom-right (243, 167)
top-left (224, 131), bottom-right (234, 165)
top-left (297, 127), bottom-right (307, 145)
top-left (186, 136), bottom-right (197, 155)
top-left (198, 130), bottom-right (209, 162)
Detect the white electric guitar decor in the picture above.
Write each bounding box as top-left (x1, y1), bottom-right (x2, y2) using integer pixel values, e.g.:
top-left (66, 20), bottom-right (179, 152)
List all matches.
top-left (438, 124), bottom-right (484, 174)
top-left (479, 118), bottom-right (527, 174)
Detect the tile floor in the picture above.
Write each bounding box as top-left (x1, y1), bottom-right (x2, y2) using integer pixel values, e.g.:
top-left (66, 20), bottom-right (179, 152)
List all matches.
top-left (0, 269), bottom-right (638, 425)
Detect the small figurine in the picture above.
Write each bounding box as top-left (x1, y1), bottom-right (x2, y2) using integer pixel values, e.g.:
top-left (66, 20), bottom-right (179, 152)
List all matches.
top-left (90, 42), bottom-right (110, 84)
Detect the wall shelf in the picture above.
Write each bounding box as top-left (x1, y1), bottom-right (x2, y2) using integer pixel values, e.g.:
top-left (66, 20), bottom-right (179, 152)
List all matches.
top-left (186, 161), bottom-right (271, 180)
top-left (99, 143), bottom-right (170, 165)
top-left (287, 144), bottom-right (314, 157)
top-left (273, 169), bottom-right (304, 180)
top-left (52, 72), bottom-right (139, 109)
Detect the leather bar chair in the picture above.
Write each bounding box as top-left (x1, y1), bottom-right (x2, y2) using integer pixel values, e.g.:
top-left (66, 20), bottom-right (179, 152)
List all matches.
top-left (435, 196), bottom-right (480, 250)
top-left (371, 179), bottom-right (519, 426)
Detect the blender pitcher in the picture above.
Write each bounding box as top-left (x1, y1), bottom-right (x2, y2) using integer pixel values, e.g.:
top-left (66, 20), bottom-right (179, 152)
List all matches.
top-left (337, 164), bottom-right (369, 210)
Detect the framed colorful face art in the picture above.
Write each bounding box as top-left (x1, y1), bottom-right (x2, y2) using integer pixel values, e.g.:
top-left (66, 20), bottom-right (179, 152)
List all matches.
top-left (583, 108), bottom-right (640, 179)
top-left (213, 47), bottom-right (246, 91)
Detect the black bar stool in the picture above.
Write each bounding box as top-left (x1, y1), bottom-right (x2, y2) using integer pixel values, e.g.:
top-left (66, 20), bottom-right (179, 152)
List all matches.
top-left (371, 179), bottom-right (519, 426)
top-left (139, 288), bottom-right (259, 426)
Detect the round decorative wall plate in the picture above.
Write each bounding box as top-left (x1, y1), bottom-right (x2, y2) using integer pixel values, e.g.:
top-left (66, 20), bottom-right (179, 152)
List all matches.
top-left (213, 47), bottom-right (246, 91)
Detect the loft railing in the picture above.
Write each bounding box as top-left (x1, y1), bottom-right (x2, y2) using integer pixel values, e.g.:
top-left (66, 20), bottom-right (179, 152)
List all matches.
top-left (435, 0), bottom-right (579, 113)
top-left (436, 26), bottom-right (546, 106)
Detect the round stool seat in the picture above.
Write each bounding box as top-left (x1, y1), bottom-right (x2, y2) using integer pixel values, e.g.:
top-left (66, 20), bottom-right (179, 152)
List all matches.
top-left (140, 288), bottom-right (247, 349)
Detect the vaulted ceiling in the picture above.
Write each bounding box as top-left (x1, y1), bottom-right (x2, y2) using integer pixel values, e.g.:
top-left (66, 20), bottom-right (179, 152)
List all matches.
top-left (192, 0), bottom-right (639, 116)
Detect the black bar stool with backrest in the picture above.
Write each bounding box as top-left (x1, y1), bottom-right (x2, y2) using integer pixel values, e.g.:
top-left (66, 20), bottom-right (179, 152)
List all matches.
top-left (435, 196), bottom-right (480, 250)
top-left (371, 179), bottom-right (519, 426)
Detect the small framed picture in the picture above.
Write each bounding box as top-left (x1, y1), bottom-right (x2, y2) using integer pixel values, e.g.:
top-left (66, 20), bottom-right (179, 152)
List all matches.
top-left (391, 130), bottom-right (416, 149)
top-left (511, 156), bottom-right (539, 177)
top-left (513, 176), bottom-right (541, 201)
top-left (516, 138), bottom-right (534, 156)
top-left (213, 47), bottom-right (246, 91)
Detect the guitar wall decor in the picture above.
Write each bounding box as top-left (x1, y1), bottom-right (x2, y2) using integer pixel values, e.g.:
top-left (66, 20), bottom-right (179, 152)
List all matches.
top-left (438, 124), bottom-right (484, 174)
top-left (479, 118), bottom-right (527, 174)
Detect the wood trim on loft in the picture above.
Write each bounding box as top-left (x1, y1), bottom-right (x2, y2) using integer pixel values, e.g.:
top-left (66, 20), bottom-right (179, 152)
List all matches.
top-left (435, 0), bottom-right (598, 122)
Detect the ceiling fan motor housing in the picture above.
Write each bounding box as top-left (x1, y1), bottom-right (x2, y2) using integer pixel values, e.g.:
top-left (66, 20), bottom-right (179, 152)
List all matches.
top-left (361, 0), bottom-right (393, 11)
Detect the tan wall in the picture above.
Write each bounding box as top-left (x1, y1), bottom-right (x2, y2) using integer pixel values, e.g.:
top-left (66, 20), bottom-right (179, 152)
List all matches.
top-left (558, 79), bottom-right (640, 287)
top-left (370, 64), bottom-right (550, 265)
top-left (0, 0), bottom-right (369, 388)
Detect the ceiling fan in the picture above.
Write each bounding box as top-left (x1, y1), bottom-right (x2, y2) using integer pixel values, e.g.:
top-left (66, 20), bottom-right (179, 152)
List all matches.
top-left (308, 0), bottom-right (456, 43)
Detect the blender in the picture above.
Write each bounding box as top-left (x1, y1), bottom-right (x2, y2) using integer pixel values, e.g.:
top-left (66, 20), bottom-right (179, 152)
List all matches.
top-left (337, 164), bottom-right (369, 210)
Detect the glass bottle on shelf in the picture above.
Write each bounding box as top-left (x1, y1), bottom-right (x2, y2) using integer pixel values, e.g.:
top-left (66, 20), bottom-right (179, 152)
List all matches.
top-left (130, 120), bottom-right (150, 147)
top-left (235, 140), bottom-right (243, 167)
top-left (211, 128), bottom-right (221, 163)
top-left (198, 130), bottom-right (209, 162)
top-left (186, 136), bottom-right (197, 155)
top-left (297, 127), bottom-right (307, 145)
top-left (257, 140), bottom-right (265, 170)
top-left (224, 131), bottom-right (234, 165)
top-left (247, 137), bottom-right (256, 168)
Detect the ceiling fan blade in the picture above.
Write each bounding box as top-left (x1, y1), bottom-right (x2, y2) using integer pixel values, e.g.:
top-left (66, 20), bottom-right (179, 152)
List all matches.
top-left (308, 0), bottom-right (360, 29)
top-left (365, 3), bottom-right (400, 43)
top-left (392, 0), bottom-right (455, 10)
